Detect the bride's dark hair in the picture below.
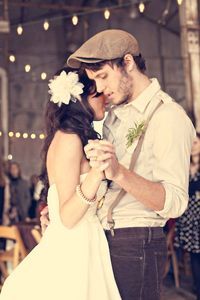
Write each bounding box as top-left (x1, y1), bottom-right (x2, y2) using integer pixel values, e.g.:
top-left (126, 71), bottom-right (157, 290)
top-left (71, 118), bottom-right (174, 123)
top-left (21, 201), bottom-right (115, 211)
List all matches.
top-left (40, 67), bottom-right (100, 198)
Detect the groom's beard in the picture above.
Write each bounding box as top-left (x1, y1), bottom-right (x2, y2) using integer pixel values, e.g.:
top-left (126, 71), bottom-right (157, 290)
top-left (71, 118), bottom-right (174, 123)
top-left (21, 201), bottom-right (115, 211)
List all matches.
top-left (117, 71), bottom-right (133, 105)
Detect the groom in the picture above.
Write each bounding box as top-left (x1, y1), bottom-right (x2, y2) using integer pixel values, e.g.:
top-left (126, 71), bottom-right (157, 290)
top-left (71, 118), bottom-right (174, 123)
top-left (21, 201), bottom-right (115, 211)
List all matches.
top-left (43, 30), bottom-right (195, 299)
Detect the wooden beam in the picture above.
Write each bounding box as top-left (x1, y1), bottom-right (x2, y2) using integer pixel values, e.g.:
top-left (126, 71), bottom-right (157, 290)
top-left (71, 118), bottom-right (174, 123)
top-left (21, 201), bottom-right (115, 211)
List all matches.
top-left (0, 1), bottom-right (93, 12)
top-left (179, 0), bottom-right (200, 130)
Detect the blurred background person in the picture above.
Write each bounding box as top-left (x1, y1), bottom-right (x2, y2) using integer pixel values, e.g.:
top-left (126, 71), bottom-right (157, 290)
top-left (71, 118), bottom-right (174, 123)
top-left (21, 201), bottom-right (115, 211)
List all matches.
top-left (0, 158), bottom-right (10, 226)
top-left (28, 174), bottom-right (39, 219)
top-left (28, 174), bottom-right (44, 220)
top-left (8, 162), bottom-right (31, 224)
top-left (0, 158), bottom-right (10, 250)
top-left (174, 132), bottom-right (200, 300)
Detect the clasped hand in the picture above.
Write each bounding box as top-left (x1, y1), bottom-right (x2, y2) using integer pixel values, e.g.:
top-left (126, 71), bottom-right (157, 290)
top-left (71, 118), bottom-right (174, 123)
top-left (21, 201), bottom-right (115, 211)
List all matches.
top-left (84, 140), bottom-right (120, 180)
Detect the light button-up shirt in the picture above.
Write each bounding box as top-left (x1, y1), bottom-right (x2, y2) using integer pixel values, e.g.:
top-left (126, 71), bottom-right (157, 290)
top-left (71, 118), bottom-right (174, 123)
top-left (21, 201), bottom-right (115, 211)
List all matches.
top-left (97, 78), bottom-right (196, 229)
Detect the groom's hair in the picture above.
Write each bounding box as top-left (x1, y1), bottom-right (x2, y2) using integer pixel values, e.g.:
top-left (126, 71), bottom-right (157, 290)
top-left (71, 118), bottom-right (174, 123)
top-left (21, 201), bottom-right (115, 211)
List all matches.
top-left (81, 54), bottom-right (146, 74)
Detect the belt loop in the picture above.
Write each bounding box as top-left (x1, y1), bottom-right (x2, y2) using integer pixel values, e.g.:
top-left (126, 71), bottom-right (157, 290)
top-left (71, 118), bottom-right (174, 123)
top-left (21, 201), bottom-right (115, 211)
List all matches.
top-left (148, 227), bottom-right (152, 243)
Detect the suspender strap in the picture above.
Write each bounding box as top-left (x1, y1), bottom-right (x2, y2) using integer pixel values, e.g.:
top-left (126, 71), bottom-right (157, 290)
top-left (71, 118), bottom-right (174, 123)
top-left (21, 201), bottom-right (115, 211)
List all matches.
top-left (107, 100), bottom-right (164, 236)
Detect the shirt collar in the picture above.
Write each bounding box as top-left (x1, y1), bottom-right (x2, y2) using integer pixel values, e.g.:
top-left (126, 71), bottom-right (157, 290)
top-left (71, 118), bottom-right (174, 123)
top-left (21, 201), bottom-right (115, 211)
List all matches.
top-left (113, 78), bottom-right (161, 119)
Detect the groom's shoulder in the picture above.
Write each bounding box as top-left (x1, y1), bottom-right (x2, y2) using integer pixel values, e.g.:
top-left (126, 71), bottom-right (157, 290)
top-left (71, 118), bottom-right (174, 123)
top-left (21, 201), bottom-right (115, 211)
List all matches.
top-left (152, 90), bottom-right (195, 134)
top-left (156, 90), bottom-right (188, 119)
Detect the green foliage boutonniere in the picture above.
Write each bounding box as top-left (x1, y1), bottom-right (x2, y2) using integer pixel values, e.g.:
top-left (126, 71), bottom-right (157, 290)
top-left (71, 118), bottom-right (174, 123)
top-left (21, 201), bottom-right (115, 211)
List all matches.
top-left (126, 120), bottom-right (146, 148)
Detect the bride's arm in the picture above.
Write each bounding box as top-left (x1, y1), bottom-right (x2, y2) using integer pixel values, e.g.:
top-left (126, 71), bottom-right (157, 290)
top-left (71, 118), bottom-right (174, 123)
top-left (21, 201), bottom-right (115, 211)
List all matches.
top-left (47, 131), bottom-right (103, 229)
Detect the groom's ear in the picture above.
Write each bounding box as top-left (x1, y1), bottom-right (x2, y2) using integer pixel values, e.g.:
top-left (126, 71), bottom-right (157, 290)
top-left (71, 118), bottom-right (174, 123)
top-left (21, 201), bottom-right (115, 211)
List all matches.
top-left (123, 54), bottom-right (136, 72)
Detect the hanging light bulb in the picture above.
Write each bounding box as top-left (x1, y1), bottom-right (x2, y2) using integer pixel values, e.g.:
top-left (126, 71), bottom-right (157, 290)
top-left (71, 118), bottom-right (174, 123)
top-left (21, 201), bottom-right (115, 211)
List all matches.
top-left (177, 0), bottom-right (183, 5)
top-left (138, 2), bottom-right (145, 13)
top-left (25, 64), bottom-right (31, 72)
top-left (15, 132), bottom-right (21, 138)
top-left (104, 9), bottom-right (110, 20)
top-left (72, 15), bottom-right (78, 26)
top-left (39, 134), bottom-right (45, 140)
top-left (23, 133), bottom-right (28, 139)
top-left (31, 133), bottom-right (36, 139)
top-left (8, 131), bottom-right (14, 137)
top-left (0, 131), bottom-right (2, 136)
top-left (43, 19), bottom-right (50, 31)
top-left (9, 55), bottom-right (16, 62)
top-left (8, 154), bottom-right (13, 160)
top-left (41, 72), bottom-right (47, 80)
top-left (17, 24), bottom-right (23, 35)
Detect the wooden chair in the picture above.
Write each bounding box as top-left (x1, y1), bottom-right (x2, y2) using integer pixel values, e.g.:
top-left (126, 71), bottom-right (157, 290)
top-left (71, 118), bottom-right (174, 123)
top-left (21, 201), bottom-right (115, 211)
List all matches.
top-left (163, 225), bottom-right (180, 288)
top-left (31, 226), bottom-right (42, 244)
top-left (0, 225), bottom-right (27, 281)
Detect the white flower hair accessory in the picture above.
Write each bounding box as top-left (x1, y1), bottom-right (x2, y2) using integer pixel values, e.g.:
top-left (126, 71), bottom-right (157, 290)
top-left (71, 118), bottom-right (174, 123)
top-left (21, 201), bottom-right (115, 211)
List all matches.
top-left (48, 71), bottom-right (84, 107)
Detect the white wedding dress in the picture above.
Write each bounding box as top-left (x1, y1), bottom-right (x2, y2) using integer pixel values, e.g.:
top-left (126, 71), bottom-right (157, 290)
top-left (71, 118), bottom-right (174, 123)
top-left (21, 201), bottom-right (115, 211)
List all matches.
top-left (0, 175), bottom-right (121, 300)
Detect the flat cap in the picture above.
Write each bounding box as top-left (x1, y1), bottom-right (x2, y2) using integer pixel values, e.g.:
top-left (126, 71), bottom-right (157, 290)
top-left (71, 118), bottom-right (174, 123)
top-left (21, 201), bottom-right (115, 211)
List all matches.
top-left (67, 29), bottom-right (140, 69)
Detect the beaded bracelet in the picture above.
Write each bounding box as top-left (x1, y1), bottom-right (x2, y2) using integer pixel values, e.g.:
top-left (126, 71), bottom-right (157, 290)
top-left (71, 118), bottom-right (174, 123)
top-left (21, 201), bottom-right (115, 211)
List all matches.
top-left (76, 184), bottom-right (97, 205)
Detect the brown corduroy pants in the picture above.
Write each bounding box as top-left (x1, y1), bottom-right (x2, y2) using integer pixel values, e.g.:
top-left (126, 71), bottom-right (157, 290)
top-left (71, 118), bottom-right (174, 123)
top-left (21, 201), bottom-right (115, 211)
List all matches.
top-left (105, 227), bottom-right (167, 300)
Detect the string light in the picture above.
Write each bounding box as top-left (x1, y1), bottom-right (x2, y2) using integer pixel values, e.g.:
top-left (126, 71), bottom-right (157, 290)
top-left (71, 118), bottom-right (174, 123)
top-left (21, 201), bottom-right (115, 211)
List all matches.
top-left (17, 24), bottom-right (23, 35)
top-left (23, 133), bottom-right (28, 139)
top-left (104, 9), bottom-right (110, 20)
top-left (43, 19), bottom-right (50, 31)
top-left (9, 55), bottom-right (16, 63)
top-left (177, 0), bottom-right (183, 5)
top-left (25, 64), bottom-right (31, 72)
top-left (15, 132), bottom-right (21, 138)
top-left (8, 131), bottom-right (14, 137)
top-left (138, 2), bottom-right (145, 13)
top-left (8, 154), bottom-right (13, 160)
top-left (0, 131), bottom-right (46, 140)
top-left (72, 15), bottom-right (78, 26)
top-left (41, 72), bottom-right (47, 80)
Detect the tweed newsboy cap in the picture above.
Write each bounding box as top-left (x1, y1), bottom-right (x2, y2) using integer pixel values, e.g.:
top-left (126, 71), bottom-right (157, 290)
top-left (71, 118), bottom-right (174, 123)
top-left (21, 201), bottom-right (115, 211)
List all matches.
top-left (67, 29), bottom-right (140, 69)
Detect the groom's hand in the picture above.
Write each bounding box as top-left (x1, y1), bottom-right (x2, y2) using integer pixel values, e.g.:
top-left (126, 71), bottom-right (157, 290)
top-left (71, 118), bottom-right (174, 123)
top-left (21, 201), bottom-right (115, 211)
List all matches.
top-left (84, 139), bottom-right (112, 170)
top-left (85, 140), bottom-right (120, 180)
top-left (96, 140), bottom-right (120, 180)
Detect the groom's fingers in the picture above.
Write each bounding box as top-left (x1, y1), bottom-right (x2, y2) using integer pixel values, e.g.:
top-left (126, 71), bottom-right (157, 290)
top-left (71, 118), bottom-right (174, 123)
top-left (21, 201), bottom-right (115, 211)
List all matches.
top-left (84, 142), bottom-right (99, 154)
top-left (96, 145), bottom-right (115, 153)
top-left (97, 152), bottom-right (114, 161)
top-left (85, 149), bottom-right (100, 159)
top-left (99, 140), bottom-right (113, 146)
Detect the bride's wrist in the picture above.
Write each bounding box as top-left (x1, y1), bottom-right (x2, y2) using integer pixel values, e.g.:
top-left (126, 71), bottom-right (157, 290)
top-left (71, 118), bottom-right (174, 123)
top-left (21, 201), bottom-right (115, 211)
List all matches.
top-left (90, 168), bottom-right (104, 181)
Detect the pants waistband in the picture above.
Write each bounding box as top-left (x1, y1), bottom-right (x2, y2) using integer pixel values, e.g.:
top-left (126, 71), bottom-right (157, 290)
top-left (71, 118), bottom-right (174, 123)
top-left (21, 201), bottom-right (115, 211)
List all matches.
top-left (104, 227), bottom-right (164, 239)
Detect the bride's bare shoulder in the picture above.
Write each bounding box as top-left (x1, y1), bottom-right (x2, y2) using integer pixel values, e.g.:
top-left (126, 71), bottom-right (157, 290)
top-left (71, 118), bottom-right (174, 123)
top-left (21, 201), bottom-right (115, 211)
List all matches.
top-left (48, 130), bottom-right (83, 159)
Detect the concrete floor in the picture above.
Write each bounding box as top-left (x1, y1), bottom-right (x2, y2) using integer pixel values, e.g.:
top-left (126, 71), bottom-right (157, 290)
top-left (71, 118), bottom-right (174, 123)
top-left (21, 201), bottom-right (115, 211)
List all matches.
top-left (162, 272), bottom-right (197, 300)
top-left (162, 286), bottom-right (196, 300)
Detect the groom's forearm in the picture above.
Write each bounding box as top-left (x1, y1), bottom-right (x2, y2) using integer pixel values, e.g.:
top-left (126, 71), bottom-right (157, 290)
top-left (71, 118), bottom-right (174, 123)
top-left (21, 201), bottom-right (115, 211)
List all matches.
top-left (113, 164), bottom-right (166, 211)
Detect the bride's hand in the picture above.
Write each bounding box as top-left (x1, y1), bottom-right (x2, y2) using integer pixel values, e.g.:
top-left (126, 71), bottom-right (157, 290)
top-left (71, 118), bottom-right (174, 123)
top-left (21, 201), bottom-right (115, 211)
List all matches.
top-left (85, 140), bottom-right (119, 180)
top-left (40, 206), bottom-right (50, 234)
top-left (84, 140), bottom-right (114, 172)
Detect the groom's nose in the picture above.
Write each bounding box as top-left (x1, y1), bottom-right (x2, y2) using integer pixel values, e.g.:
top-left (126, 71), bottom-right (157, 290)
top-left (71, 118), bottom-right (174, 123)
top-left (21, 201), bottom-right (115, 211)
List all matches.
top-left (96, 81), bottom-right (105, 94)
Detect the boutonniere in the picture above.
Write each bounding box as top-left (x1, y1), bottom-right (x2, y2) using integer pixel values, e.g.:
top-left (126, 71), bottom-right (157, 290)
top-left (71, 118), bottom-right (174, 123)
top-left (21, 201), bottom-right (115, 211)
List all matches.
top-left (126, 120), bottom-right (146, 148)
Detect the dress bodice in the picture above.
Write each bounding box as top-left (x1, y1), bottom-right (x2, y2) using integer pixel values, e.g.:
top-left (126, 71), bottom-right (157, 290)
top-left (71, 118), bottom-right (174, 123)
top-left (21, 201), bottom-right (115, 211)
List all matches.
top-left (47, 174), bottom-right (107, 227)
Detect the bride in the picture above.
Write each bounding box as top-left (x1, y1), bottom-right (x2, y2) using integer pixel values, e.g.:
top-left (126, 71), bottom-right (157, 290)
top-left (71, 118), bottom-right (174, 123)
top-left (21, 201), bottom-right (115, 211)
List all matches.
top-left (0, 69), bottom-right (121, 300)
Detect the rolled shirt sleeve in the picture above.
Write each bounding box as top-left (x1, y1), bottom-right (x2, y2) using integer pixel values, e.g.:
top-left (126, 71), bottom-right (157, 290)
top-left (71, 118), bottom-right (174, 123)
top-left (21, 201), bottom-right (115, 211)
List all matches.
top-left (153, 102), bottom-right (196, 218)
